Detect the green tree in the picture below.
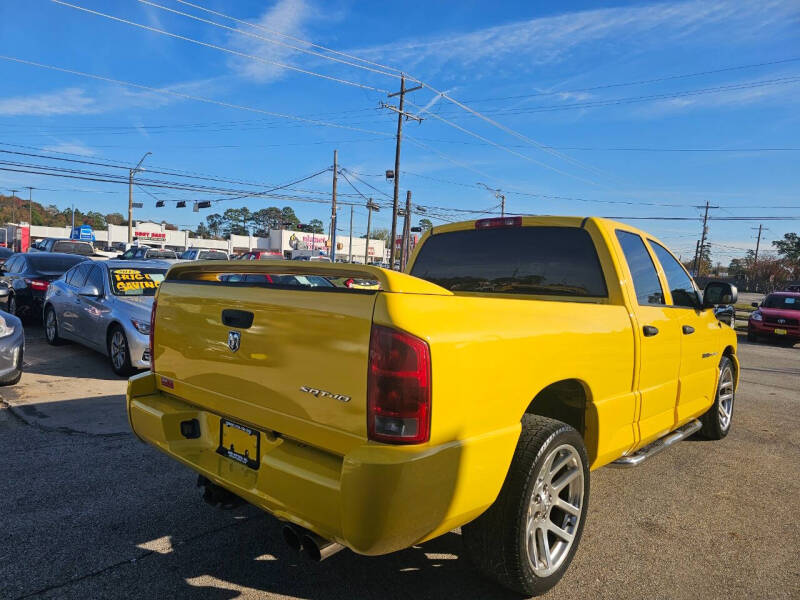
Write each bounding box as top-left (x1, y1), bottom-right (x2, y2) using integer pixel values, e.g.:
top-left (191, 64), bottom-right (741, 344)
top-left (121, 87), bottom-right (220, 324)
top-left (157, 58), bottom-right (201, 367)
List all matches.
top-left (418, 218), bottom-right (433, 231)
top-left (361, 228), bottom-right (389, 241)
top-left (280, 206), bottom-right (300, 230)
top-left (105, 212), bottom-right (126, 226)
top-left (223, 207), bottom-right (252, 236)
top-left (306, 218), bottom-right (325, 234)
top-left (251, 206), bottom-right (283, 236)
top-left (772, 232), bottom-right (800, 263)
top-left (206, 213), bottom-right (224, 238)
top-left (194, 222), bottom-right (210, 238)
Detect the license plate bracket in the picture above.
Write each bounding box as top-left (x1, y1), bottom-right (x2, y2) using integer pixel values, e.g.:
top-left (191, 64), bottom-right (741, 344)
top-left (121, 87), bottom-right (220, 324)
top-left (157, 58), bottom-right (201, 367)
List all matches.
top-left (217, 419), bottom-right (260, 470)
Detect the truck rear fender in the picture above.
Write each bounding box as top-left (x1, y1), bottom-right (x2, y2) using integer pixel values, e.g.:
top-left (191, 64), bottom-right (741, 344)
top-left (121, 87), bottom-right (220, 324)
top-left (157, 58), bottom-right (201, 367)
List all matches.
top-left (523, 378), bottom-right (598, 466)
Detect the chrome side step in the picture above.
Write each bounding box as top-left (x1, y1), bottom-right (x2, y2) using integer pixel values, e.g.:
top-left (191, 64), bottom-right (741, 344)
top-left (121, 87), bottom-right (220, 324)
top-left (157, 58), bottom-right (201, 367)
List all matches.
top-left (610, 420), bottom-right (702, 468)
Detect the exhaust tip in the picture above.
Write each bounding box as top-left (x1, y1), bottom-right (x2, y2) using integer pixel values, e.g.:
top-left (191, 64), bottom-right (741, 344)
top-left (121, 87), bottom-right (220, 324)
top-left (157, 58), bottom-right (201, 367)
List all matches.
top-left (282, 525), bottom-right (302, 552)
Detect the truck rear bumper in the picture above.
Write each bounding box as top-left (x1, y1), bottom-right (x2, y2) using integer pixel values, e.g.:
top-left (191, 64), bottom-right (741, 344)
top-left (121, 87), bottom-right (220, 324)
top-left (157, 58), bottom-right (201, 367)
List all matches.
top-left (127, 372), bottom-right (520, 556)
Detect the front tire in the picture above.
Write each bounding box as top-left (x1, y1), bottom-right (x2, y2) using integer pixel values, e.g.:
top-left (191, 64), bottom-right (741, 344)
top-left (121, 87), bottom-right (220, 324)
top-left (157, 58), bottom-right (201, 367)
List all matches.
top-left (108, 326), bottom-right (134, 376)
top-left (699, 356), bottom-right (735, 440)
top-left (746, 331), bottom-right (757, 343)
top-left (462, 415), bottom-right (590, 596)
top-left (0, 347), bottom-right (22, 386)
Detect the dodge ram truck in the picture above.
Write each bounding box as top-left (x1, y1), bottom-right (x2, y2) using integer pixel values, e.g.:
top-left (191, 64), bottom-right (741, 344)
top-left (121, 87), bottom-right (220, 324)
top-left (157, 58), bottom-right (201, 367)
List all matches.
top-left (127, 216), bottom-right (739, 595)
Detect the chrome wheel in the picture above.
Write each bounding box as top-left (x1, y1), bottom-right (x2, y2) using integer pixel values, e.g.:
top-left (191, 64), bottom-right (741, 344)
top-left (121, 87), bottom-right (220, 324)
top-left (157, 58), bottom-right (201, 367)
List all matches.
top-left (45, 309), bottom-right (57, 342)
top-left (110, 330), bottom-right (127, 370)
top-left (8, 295), bottom-right (16, 316)
top-left (526, 444), bottom-right (585, 578)
top-left (718, 365), bottom-right (734, 431)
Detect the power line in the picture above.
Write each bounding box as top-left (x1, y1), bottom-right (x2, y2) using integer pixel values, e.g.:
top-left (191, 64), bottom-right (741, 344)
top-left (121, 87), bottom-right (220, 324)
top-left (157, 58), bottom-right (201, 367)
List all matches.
top-left (51, 0), bottom-right (390, 93)
top-left (136, 0), bottom-right (402, 81)
top-left (455, 56), bottom-right (800, 104)
top-left (173, 0), bottom-right (405, 76)
top-left (0, 55), bottom-right (394, 138)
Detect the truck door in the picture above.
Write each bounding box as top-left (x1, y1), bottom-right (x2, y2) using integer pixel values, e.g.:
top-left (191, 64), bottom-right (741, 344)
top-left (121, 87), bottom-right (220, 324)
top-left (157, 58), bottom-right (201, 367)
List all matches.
top-left (648, 240), bottom-right (720, 423)
top-left (615, 230), bottom-right (681, 447)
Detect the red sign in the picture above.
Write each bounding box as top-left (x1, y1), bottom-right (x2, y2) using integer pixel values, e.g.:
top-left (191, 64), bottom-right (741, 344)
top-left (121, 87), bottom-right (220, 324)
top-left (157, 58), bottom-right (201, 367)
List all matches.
top-left (135, 231), bottom-right (167, 240)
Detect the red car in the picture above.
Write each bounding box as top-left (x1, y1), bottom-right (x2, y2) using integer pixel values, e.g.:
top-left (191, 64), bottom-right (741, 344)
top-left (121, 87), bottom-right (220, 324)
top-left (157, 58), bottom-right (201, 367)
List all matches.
top-left (235, 250), bottom-right (283, 260)
top-left (748, 291), bottom-right (800, 343)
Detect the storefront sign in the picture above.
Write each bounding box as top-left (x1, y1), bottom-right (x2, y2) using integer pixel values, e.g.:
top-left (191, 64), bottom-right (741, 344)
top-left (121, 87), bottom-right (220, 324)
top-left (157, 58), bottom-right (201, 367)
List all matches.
top-left (135, 231), bottom-right (167, 241)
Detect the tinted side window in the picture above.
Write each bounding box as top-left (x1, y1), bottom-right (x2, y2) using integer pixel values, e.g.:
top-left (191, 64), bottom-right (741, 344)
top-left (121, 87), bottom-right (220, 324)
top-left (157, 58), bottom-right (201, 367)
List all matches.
top-left (410, 226), bottom-right (608, 297)
top-left (615, 230), bottom-right (664, 306)
top-left (67, 264), bottom-right (90, 288)
top-left (650, 241), bottom-right (698, 308)
top-left (86, 265), bottom-right (105, 292)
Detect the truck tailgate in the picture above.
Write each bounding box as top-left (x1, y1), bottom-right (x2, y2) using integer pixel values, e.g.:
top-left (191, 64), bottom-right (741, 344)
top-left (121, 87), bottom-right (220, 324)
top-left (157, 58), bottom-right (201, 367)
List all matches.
top-left (154, 279), bottom-right (377, 454)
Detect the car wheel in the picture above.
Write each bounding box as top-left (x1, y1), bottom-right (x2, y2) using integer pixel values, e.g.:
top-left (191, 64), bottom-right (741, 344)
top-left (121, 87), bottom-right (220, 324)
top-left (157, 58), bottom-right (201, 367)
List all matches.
top-left (699, 356), bottom-right (735, 440)
top-left (0, 347), bottom-right (23, 386)
top-left (7, 294), bottom-right (17, 316)
top-left (746, 331), bottom-right (757, 342)
top-left (108, 326), bottom-right (134, 377)
top-left (44, 306), bottom-right (64, 346)
top-left (462, 415), bottom-right (590, 596)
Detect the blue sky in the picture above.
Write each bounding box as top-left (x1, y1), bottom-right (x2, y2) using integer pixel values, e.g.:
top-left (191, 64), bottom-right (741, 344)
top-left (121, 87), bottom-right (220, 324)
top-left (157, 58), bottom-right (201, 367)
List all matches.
top-left (0, 0), bottom-right (798, 262)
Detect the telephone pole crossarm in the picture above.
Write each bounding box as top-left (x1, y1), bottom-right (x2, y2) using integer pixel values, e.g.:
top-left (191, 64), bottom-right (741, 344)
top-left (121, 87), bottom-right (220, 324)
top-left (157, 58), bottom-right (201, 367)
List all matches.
top-left (379, 102), bottom-right (423, 122)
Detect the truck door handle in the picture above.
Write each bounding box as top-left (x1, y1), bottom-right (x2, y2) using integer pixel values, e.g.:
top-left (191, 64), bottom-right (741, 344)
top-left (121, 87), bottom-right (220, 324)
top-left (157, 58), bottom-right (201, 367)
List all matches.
top-left (222, 309), bottom-right (254, 329)
top-left (643, 325), bottom-right (659, 337)
top-left (682, 325), bottom-right (695, 335)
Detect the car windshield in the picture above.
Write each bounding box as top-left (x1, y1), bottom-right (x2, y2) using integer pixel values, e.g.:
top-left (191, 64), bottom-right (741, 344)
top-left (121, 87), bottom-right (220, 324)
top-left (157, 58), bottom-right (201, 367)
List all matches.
top-left (27, 254), bottom-right (87, 272)
top-left (762, 295), bottom-right (800, 311)
top-left (109, 267), bottom-right (166, 296)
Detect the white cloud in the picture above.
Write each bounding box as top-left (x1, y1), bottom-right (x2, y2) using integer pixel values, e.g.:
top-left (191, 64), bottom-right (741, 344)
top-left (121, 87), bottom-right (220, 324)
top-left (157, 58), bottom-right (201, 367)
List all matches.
top-left (41, 142), bottom-right (96, 157)
top-left (227, 0), bottom-right (314, 83)
top-left (349, 0), bottom-right (799, 79)
top-left (0, 88), bottom-right (98, 116)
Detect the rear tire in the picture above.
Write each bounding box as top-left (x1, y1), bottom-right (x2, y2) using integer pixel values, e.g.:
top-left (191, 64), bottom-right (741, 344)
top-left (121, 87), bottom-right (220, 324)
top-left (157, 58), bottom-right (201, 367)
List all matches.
top-left (699, 356), bottom-right (735, 440)
top-left (462, 415), bottom-right (590, 596)
top-left (44, 306), bottom-right (64, 346)
top-left (108, 326), bottom-right (134, 377)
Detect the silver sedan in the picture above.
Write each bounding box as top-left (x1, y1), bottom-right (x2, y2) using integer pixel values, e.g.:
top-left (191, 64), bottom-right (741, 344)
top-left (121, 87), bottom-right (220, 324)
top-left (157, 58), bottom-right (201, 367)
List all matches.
top-left (43, 260), bottom-right (168, 376)
top-left (0, 301), bottom-right (24, 386)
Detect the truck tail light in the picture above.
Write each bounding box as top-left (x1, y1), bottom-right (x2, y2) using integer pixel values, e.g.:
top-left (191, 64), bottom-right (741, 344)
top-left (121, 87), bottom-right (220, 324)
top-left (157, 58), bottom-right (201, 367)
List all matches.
top-left (25, 279), bottom-right (50, 291)
top-left (475, 216), bottom-right (522, 229)
top-left (367, 325), bottom-right (431, 444)
top-left (149, 298), bottom-right (157, 372)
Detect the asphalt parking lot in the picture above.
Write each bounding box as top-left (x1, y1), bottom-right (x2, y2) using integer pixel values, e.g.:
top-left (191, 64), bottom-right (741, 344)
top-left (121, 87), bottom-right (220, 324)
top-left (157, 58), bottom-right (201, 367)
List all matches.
top-left (1, 325), bottom-right (798, 600)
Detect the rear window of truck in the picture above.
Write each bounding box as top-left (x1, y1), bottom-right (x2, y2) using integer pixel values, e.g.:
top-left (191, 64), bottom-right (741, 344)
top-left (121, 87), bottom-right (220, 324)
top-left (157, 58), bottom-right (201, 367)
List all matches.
top-left (410, 226), bottom-right (608, 297)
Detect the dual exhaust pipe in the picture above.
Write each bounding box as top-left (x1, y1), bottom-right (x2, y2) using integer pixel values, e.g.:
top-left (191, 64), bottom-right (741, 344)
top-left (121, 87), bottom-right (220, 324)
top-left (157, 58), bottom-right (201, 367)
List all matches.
top-left (282, 524), bottom-right (343, 561)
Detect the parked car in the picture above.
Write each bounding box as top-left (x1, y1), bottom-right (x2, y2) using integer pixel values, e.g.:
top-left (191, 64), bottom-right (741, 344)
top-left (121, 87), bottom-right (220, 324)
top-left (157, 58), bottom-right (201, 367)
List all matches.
top-left (128, 247), bottom-right (178, 261)
top-left (44, 260), bottom-right (169, 375)
top-left (117, 244), bottom-right (152, 260)
top-left (179, 248), bottom-right (228, 261)
top-left (0, 304), bottom-right (24, 386)
top-left (235, 250), bottom-right (283, 260)
top-left (0, 252), bottom-right (89, 320)
top-left (28, 238), bottom-right (95, 256)
top-left (0, 247), bottom-right (14, 267)
top-left (714, 304), bottom-right (735, 328)
top-left (129, 216), bottom-right (739, 596)
top-left (747, 291), bottom-right (800, 344)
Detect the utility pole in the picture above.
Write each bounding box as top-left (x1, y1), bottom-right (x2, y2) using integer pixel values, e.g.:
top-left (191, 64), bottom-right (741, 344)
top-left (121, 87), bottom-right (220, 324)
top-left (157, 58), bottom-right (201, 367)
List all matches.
top-left (25, 186), bottom-right (34, 226)
top-left (381, 75), bottom-right (422, 268)
top-left (364, 198), bottom-right (379, 264)
top-left (348, 204), bottom-right (353, 263)
top-left (128, 152), bottom-right (152, 244)
top-left (400, 190), bottom-right (412, 271)
top-left (330, 150), bottom-right (338, 262)
top-left (752, 224), bottom-right (767, 263)
top-left (694, 201), bottom-right (718, 277)
top-left (9, 189), bottom-right (18, 224)
top-left (692, 239), bottom-right (701, 276)
top-left (477, 182), bottom-right (506, 217)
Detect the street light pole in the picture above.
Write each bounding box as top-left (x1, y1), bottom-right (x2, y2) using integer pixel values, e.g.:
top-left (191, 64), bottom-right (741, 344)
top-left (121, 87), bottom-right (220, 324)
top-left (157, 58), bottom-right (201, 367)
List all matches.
top-left (128, 152), bottom-right (152, 244)
top-left (477, 182), bottom-right (505, 217)
top-left (25, 186), bottom-right (34, 225)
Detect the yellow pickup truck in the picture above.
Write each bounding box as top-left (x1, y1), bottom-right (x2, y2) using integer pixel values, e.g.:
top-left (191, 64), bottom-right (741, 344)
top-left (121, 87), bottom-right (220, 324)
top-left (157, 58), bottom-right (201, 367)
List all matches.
top-left (127, 216), bottom-right (738, 595)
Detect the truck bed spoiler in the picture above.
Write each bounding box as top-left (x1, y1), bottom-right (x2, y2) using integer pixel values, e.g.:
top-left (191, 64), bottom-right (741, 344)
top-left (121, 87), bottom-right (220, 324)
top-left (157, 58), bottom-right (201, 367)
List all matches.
top-left (164, 261), bottom-right (453, 296)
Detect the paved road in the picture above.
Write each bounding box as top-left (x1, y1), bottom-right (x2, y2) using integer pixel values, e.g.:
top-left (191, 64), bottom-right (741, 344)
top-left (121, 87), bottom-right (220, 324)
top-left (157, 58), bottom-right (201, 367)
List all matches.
top-left (1, 326), bottom-right (798, 599)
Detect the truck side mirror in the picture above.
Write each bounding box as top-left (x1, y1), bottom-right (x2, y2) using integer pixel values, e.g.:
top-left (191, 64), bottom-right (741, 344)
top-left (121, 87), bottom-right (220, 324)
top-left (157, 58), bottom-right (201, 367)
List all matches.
top-left (702, 281), bottom-right (737, 308)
